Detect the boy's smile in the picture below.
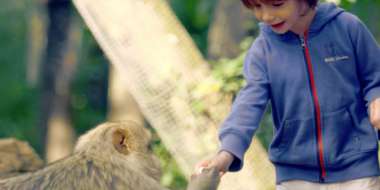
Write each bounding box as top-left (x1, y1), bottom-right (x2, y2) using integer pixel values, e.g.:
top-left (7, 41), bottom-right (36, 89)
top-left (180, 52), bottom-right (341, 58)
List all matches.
top-left (270, 21), bottom-right (286, 31)
top-left (251, 0), bottom-right (315, 35)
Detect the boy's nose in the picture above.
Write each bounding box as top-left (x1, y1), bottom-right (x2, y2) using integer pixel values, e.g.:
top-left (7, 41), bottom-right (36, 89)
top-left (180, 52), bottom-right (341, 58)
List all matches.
top-left (262, 11), bottom-right (275, 23)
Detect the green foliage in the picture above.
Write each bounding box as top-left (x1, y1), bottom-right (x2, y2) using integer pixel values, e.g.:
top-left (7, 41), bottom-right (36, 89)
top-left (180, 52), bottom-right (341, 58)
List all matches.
top-left (0, 0), bottom-right (42, 153)
top-left (190, 37), bottom-right (251, 117)
top-left (210, 54), bottom-right (245, 95)
top-left (209, 38), bottom-right (254, 95)
top-left (190, 38), bottom-right (252, 108)
top-left (71, 27), bottom-right (108, 135)
top-left (168, 0), bottom-right (217, 55)
top-left (150, 128), bottom-right (188, 190)
top-left (344, 0), bottom-right (380, 41)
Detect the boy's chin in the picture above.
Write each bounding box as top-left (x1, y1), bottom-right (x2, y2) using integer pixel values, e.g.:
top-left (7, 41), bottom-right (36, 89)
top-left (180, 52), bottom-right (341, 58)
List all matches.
top-left (271, 28), bottom-right (289, 34)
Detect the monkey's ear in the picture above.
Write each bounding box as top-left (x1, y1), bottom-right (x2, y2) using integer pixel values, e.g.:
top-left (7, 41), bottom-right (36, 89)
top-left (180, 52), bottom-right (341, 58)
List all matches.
top-left (112, 128), bottom-right (130, 155)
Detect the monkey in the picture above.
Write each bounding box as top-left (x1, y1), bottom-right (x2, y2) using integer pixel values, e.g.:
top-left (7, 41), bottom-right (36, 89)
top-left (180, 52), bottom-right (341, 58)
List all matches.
top-left (0, 121), bottom-right (168, 190)
top-left (0, 121), bottom-right (221, 190)
top-left (0, 138), bottom-right (43, 179)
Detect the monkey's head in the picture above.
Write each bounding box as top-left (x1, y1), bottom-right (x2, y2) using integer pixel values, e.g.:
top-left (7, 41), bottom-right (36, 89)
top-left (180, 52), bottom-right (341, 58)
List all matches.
top-left (74, 121), bottom-right (153, 154)
top-left (74, 121), bottom-right (162, 181)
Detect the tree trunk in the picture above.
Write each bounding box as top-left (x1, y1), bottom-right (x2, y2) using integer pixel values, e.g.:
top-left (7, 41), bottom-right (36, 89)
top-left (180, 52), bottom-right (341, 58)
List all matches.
top-left (39, 0), bottom-right (81, 163)
top-left (207, 0), bottom-right (257, 60)
top-left (107, 65), bottom-right (144, 126)
top-left (26, 1), bottom-right (46, 87)
top-left (72, 0), bottom-right (274, 189)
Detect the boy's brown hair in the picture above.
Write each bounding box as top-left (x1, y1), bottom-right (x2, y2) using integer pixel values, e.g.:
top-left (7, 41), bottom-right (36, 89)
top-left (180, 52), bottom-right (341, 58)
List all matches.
top-left (241, 0), bottom-right (318, 9)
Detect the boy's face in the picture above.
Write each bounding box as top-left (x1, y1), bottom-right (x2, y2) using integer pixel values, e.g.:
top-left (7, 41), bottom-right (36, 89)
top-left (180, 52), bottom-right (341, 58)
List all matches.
top-left (251, 0), bottom-right (309, 34)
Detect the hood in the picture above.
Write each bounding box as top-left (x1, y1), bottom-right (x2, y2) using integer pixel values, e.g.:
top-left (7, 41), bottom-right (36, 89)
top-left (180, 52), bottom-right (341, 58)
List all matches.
top-left (260, 2), bottom-right (345, 40)
top-left (308, 2), bottom-right (344, 33)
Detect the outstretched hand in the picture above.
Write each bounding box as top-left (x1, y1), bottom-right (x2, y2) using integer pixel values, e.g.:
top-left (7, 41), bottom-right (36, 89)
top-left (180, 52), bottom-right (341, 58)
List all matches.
top-left (192, 151), bottom-right (234, 178)
top-left (369, 98), bottom-right (380, 130)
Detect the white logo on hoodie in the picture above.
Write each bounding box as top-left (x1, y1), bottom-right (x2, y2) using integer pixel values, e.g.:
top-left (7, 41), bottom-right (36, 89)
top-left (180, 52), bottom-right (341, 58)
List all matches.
top-left (324, 42), bottom-right (349, 63)
top-left (324, 55), bottom-right (349, 63)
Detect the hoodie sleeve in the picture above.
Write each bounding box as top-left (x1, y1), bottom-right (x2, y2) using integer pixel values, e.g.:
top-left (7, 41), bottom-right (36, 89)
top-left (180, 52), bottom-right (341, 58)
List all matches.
top-left (218, 39), bottom-right (270, 171)
top-left (348, 15), bottom-right (380, 105)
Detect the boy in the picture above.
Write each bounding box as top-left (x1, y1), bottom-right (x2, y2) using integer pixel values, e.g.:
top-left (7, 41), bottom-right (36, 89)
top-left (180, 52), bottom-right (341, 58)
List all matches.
top-left (196, 0), bottom-right (380, 189)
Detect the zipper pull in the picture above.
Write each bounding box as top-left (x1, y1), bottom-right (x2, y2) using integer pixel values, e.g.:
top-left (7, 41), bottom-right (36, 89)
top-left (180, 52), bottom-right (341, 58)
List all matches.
top-left (300, 36), bottom-right (306, 48)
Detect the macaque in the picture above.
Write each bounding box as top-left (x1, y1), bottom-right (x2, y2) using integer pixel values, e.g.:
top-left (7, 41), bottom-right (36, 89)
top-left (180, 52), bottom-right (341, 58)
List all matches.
top-left (0, 121), bottom-right (166, 190)
top-left (0, 121), bottom-right (220, 190)
top-left (0, 138), bottom-right (43, 179)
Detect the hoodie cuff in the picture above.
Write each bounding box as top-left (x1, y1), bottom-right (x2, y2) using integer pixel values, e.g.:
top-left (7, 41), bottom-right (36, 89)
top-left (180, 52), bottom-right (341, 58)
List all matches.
top-left (365, 87), bottom-right (380, 107)
top-left (219, 134), bottom-right (249, 172)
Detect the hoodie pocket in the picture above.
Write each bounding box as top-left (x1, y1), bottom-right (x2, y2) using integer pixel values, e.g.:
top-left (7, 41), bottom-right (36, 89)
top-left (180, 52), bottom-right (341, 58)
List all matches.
top-left (269, 117), bottom-right (318, 167)
top-left (323, 107), bottom-right (361, 168)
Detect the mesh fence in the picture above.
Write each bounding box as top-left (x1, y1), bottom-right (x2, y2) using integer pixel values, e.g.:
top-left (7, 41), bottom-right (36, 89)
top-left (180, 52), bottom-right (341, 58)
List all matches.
top-left (72, 0), bottom-right (275, 189)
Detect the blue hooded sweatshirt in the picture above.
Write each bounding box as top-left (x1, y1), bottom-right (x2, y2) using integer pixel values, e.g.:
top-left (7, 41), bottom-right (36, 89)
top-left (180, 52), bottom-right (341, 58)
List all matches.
top-left (219, 3), bottom-right (380, 184)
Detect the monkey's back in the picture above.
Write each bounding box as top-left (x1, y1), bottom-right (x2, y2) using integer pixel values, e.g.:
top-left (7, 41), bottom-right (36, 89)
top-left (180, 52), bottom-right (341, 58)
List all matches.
top-left (0, 153), bottom-right (167, 190)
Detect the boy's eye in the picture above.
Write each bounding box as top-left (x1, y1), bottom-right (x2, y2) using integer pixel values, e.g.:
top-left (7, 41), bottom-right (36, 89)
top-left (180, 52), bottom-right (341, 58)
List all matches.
top-left (272, 1), bottom-right (284, 7)
top-left (253, 3), bottom-right (261, 8)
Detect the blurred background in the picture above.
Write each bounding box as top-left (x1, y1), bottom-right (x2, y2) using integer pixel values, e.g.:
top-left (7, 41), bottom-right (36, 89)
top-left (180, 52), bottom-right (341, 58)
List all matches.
top-left (0, 0), bottom-right (379, 189)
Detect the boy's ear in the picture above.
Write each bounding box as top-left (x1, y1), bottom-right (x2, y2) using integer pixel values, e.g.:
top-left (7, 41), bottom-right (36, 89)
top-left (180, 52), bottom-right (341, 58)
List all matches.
top-left (112, 128), bottom-right (130, 155)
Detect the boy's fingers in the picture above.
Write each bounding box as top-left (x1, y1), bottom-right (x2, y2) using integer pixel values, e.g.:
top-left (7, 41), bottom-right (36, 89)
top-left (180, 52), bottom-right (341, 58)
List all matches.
top-left (193, 160), bottom-right (213, 176)
top-left (369, 100), bottom-right (380, 129)
top-left (199, 160), bottom-right (211, 167)
top-left (194, 161), bottom-right (208, 171)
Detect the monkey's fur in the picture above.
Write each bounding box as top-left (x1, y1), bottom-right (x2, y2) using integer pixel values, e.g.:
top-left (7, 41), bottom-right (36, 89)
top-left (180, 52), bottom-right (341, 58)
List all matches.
top-left (0, 121), bottom-right (220, 190)
top-left (0, 121), bottom-right (167, 190)
top-left (0, 138), bottom-right (43, 179)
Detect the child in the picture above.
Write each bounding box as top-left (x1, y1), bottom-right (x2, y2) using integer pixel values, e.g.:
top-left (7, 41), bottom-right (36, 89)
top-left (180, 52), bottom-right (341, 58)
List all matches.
top-left (196, 0), bottom-right (380, 189)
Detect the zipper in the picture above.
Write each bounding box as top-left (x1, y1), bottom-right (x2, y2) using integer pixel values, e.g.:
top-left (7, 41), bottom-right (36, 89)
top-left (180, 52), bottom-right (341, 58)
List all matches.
top-left (300, 32), bottom-right (326, 182)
